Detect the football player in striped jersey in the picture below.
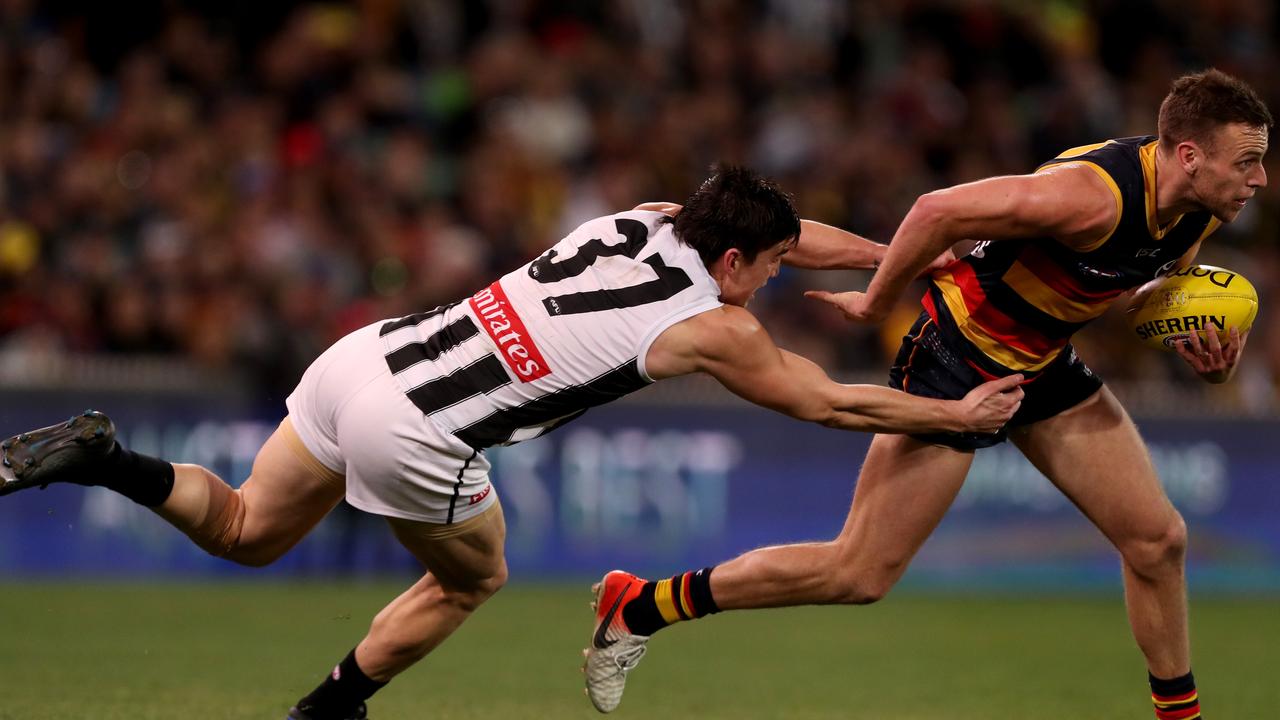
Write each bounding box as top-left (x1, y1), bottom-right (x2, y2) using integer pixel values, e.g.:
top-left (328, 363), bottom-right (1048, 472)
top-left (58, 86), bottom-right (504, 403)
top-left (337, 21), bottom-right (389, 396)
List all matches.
top-left (590, 70), bottom-right (1268, 720)
top-left (1, 166), bottom-right (1022, 720)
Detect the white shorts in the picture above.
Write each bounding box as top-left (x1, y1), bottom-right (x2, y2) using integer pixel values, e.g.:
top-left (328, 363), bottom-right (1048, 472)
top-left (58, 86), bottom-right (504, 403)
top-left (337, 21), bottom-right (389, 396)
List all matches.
top-left (286, 322), bottom-right (498, 525)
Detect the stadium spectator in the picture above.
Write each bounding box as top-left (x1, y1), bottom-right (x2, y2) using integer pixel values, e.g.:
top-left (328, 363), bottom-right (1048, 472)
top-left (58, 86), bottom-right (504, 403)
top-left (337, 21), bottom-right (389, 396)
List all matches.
top-left (0, 1), bottom-right (1276, 412)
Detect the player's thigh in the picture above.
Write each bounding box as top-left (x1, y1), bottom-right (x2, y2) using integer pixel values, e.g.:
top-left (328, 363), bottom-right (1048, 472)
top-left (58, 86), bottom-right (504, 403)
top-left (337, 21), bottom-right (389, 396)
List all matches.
top-left (1009, 387), bottom-right (1178, 544)
top-left (236, 416), bottom-right (346, 552)
top-left (837, 433), bottom-right (975, 565)
top-left (386, 500), bottom-right (508, 593)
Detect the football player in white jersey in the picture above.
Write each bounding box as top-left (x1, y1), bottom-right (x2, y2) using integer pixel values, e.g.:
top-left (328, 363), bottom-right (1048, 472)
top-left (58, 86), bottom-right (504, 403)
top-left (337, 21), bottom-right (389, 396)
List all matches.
top-left (0, 165), bottom-right (1023, 719)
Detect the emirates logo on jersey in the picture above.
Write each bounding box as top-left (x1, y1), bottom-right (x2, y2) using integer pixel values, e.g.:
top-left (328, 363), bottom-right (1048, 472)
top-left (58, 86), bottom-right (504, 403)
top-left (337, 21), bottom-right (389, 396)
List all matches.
top-left (469, 281), bottom-right (552, 382)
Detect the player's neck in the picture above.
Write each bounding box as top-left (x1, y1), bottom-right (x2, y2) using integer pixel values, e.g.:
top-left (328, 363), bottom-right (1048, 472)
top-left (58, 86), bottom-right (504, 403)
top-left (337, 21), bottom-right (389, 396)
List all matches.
top-left (1152, 146), bottom-right (1202, 224)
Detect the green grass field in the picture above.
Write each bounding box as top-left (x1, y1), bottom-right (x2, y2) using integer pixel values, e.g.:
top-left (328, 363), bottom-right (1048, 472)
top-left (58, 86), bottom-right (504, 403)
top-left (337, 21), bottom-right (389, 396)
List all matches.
top-left (1, 581), bottom-right (1276, 719)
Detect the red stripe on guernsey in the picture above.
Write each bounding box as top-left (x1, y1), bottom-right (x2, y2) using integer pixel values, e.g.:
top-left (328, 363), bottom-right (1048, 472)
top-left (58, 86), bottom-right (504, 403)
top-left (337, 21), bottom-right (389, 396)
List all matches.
top-left (1017, 245), bottom-right (1126, 303)
top-left (922, 288), bottom-right (940, 321)
top-left (964, 359), bottom-right (1000, 382)
top-left (1155, 706), bottom-right (1201, 720)
top-left (948, 262), bottom-right (1061, 358)
top-left (468, 281), bottom-right (552, 382)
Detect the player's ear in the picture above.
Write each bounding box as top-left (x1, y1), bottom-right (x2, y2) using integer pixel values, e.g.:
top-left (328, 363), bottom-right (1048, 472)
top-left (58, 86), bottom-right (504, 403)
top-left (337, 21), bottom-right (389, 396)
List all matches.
top-left (1176, 140), bottom-right (1201, 176)
top-left (723, 248), bottom-right (743, 272)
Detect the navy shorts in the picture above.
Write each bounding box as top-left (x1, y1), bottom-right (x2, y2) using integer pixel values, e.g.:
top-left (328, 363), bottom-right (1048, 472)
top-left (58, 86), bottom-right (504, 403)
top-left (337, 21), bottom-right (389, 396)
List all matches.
top-left (888, 312), bottom-right (1104, 450)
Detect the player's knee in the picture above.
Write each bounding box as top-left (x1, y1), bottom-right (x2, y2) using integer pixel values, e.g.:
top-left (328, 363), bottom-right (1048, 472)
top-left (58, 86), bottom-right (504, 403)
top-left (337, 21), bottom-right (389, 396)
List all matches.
top-left (826, 560), bottom-right (901, 605)
top-left (1121, 512), bottom-right (1188, 579)
top-left (444, 560), bottom-right (509, 612)
top-left (460, 560), bottom-right (509, 607)
top-left (183, 471), bottom-right (254, 562)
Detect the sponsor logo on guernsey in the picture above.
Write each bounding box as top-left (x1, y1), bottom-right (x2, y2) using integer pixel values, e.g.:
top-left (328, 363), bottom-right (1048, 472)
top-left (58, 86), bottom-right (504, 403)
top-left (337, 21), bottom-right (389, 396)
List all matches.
top-left (1076, 262), bottom-right (1123, 280)
top-left (468, 280), bottom-right (552, 382)
top-left (468, 483), bottom-right (493, 506)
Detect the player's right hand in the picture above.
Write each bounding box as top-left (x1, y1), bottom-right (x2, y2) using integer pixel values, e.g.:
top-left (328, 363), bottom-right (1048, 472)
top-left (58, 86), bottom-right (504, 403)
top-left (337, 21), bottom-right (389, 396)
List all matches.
top-left (956, 374), bottom-right (1024, 433)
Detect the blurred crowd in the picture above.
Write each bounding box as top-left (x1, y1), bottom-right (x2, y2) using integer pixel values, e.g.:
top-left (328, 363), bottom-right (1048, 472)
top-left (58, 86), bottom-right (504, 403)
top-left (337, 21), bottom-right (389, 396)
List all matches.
top-left (1, 0), bottom-right (1278, 411)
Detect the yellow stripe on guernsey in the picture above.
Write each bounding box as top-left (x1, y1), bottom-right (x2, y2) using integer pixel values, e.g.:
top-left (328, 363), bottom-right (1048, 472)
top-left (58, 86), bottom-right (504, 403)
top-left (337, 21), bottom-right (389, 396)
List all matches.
top-left (1001, 262), bottom-right (1112, 323)
top-left (1139, 140), bottom-right (1185, 239)
top-left (1198, 217), bottom-right (1222, 242)
top-left (653, 579), bottom-right (681, 624)
top-left (1035, 159), bottom-right (1123, 252)
top-left (932, 269), bottom-right (1062, 372)
top-left (1053, 140), bottom-right (1115, 158)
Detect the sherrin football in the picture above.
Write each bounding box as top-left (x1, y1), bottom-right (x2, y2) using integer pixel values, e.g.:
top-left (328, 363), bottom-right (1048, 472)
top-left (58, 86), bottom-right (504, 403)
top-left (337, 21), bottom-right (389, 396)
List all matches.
top-left (1126, 265), bottom-right (1258, 351)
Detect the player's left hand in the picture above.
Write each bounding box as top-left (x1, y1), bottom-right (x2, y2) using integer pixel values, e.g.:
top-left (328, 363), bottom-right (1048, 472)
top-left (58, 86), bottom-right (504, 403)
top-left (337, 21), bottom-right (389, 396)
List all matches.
top-left (1175, 326), bottom-right (1247, 383)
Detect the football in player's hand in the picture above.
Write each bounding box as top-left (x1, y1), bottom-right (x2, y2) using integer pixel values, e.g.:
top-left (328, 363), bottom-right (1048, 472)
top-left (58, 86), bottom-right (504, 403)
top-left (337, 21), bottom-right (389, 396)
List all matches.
top-left (1126, 265), bottom-right (1257, 351)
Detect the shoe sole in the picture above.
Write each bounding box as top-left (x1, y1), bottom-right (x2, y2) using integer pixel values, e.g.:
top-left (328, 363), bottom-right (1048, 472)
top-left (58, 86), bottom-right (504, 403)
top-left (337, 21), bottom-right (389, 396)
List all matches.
top-left (0, 411), bottom-right (115, 495)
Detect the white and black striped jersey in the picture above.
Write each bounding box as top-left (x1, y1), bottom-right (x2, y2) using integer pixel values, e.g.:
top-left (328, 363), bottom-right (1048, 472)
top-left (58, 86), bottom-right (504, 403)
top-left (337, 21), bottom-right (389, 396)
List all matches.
top-left (378, 210), bottom-right (723, 449)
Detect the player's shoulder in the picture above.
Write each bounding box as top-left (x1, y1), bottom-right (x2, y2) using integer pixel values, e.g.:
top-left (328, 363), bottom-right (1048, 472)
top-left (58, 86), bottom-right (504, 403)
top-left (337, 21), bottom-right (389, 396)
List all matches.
top-left (1038, 135), bottom-right (1153, 175)
top-left (678, 305), bottom-right (764, 350)
top-left (560, 210), bottom-right (671, 245)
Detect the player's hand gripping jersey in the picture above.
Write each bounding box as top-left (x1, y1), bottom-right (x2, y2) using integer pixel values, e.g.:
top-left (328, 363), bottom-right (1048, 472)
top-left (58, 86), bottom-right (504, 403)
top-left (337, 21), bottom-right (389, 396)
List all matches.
top-left (379, 211), bottom-right (723, 449)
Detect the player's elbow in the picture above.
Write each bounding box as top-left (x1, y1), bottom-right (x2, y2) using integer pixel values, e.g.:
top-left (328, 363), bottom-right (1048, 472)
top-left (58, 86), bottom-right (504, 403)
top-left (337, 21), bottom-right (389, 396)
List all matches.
top-left (826, 563), bottom-right (902, 605)
top-left (811, 405), bottom-right (843, 429)
top-left (904, 190), bottom-right (953, 236)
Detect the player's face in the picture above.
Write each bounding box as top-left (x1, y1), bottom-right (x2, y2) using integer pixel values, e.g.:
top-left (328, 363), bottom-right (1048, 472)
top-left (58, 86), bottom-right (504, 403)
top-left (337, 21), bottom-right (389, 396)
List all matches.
top-left (720, 237), bottom-right (796, 307)
top-left (1192, 122), bottom-right (1268, 222)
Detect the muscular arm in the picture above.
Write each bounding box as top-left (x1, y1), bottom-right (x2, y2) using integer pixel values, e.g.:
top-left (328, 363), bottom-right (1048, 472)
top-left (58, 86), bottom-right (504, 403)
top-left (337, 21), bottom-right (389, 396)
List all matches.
top-left (645, 307), bottom-right (1021, 434)
top-left (851, 164), bottom-right (1119, 322)
top-left (632, 206), bottom-right (892, 271)
top-left (784, 220), bottom-right (886, 270)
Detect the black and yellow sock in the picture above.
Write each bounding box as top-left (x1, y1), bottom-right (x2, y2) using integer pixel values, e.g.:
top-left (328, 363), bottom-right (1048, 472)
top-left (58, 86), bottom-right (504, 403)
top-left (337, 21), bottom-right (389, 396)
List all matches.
top-left (621, 567), bottom-right (720, 636)
top-left (1150, 670), bottom-right (1200, 719)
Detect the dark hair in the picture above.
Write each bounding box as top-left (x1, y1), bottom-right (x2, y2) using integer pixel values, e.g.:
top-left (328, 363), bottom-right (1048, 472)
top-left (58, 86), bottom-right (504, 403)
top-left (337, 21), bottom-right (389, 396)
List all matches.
top-left (1158, 69), bottom-right (1273, 152)
top-left (665, 164), bottom-right (800, 267)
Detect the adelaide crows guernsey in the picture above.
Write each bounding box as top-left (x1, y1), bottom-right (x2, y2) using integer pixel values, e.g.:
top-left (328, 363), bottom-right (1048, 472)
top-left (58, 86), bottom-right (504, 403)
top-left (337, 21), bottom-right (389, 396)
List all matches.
top-left (923, 136), bottom-right (1221, 374)
top-left (378, 210), bottom-right (723, 449)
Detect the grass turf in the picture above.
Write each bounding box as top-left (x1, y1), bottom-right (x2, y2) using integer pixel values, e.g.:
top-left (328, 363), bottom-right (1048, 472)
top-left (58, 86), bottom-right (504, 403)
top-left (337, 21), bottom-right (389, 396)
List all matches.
top-left (1, 581), bottom-right (1275, 719)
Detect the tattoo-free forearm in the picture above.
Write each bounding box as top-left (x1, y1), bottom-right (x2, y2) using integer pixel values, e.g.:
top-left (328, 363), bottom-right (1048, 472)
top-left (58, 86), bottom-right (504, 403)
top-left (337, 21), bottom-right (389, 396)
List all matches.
top-left (785, 219), bottom-right (886, 270)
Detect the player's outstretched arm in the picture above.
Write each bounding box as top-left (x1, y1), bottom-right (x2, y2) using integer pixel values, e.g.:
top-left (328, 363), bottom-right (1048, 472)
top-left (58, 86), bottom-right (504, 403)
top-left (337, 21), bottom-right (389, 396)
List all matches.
top-left (783, 220), bottom-right (885, 270)
top-left (646, 307), bottom-right (1023, 434)
top-left (785, 220), bottom-right (958, 272)
top-left (629, 207), bottom-right (933, 273)
top-left (809, 164), bottom-right (1120, 324)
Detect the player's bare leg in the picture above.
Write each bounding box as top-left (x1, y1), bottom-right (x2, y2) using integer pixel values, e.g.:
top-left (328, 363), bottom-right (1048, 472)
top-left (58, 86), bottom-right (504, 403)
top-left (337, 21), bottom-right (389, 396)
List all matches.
top-left (289, 502), bottom-right (507, 719)
top-left (710, 433), bottom-right (975, 608)
top-left (155, 417), bottom-right (346, 565)
top-left (0, 413), bottom-right (343, 565)
top-left (1010, 387), bottom-right (1199, 717)
top-left (584, 434), bottom-right (974, 712)
top-left (358, 505), bottom-right (508, 677)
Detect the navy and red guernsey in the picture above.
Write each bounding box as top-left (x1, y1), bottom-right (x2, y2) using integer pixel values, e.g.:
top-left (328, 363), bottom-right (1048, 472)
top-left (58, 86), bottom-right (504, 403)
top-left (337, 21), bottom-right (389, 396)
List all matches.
top-left (924, 135), bottom-right (1220, 376)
